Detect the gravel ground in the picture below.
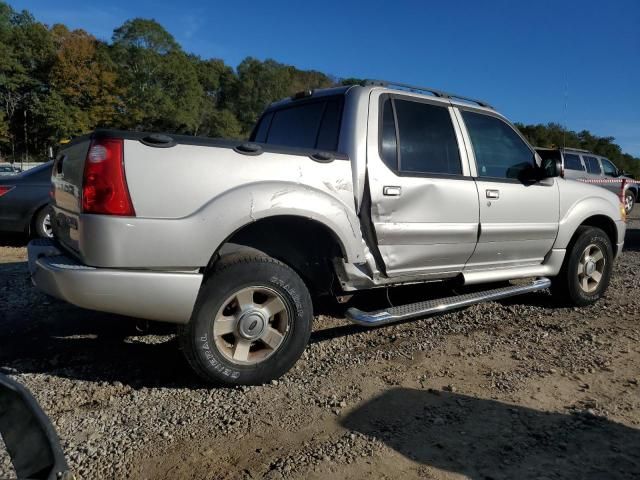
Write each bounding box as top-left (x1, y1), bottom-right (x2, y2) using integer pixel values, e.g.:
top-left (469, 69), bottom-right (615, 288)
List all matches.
top-left (1, 213), bottom-right (639, 479)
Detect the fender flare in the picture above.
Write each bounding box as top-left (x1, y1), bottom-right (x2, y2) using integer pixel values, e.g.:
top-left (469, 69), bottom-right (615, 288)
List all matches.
top-left (554, 196), bottom-right (620, 249)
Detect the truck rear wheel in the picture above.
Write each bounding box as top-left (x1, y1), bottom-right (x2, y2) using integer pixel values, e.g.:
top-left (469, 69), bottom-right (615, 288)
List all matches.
top-left (551, 226), bottom-right (613, 307)
top-left (179, 252), bottom-right (313, 386)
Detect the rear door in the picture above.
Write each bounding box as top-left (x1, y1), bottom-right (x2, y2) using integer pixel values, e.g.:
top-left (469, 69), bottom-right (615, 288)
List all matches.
top-left (582, 154), bottom-right (603, 184)
top-left (366, 92), bottom-right (479, 277)
top-left (457, 109), bottom-right (560, 270)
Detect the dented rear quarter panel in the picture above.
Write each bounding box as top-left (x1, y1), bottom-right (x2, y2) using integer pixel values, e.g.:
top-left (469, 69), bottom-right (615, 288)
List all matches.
top-left (81, 141), bottom-right (366, 269)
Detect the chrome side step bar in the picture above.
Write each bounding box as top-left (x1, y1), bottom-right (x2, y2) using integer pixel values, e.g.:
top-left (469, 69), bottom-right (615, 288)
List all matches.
top-left (345, 278), bottom-right (551, 327)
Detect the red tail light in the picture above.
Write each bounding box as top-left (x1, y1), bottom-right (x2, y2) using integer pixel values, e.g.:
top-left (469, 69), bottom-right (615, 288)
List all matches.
top-left (82, 138), bottom-right (135, 216)
top-left (0, 186), bottom-right (15, 197)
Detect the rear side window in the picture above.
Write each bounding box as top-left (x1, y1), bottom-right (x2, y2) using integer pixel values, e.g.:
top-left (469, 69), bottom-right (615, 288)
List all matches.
top-left (563, 153), bottom-right (584, 171)
top-left (462, 111), bottom-right (533, 180)
top-left (583, 156), bottom-right (602, 174)
top-left (378, 97), bottom-right (461, 175)
top-left (251, 97), bottom-right (343, 151)
top-left (394, 99), bottom-right (461, 175)
top-left (379, 97), bottom-right (398, 170)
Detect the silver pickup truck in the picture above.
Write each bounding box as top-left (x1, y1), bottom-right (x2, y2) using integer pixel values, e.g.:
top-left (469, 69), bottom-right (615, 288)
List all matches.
top-left (28, 80), bottom-right (626, 385)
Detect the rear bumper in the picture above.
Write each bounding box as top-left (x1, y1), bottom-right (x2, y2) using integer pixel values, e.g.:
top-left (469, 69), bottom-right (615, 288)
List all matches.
top-left (27, 239), bottom-right (202, 324)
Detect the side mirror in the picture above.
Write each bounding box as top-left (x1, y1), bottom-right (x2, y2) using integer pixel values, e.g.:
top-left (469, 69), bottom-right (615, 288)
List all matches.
top-left (540, 157), bottom-right (563, 179)
top-left (0, 374), bottom-right (72, 480)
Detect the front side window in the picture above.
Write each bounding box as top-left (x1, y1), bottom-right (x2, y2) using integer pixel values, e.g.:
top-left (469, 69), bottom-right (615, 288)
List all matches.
top-left (563, 153), bottom-right (584, 171)
top-left (251, 96), bottom-right (343, 150)
top-left (601, 158), bottom-right (618, 176)
top-left (462, 111), bottom-right (534, 180)
top-left (583, 156), bottom-right (602, 174)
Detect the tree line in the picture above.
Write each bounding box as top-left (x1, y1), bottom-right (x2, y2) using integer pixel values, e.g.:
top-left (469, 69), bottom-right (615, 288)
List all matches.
top-left (1, 2), bottom-right (637, 177)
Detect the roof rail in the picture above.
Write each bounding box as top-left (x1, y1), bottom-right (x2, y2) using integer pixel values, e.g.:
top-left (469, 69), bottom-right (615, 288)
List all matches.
top-left (364, 79), bottom-right (493, 109)
top-left (560, 147), bottom-right (591, 153)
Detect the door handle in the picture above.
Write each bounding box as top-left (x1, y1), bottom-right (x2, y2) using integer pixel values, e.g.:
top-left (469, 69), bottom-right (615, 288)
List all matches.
top-left (486, 189), bottom-right (500, 199)
top-left (383, 186), bottom-right (402, 197)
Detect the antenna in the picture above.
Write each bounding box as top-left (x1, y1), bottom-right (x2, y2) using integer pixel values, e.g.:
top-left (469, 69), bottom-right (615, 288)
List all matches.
top-left (563, 73), bottom-right (569, 150)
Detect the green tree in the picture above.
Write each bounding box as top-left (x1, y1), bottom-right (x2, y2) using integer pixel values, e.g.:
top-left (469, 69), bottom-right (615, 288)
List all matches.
top-left (231, 57), bottom-right (333, 134)
top-left (0, 3), bottom-right (55, 159)
top-left (38, 25), bottom-right (121, 142)
top-left (110, 18), bottom-right (202, 133)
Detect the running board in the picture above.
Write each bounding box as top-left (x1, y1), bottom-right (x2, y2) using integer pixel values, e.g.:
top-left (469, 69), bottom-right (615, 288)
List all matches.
top-left (345, 277), bottom-right (551, 327)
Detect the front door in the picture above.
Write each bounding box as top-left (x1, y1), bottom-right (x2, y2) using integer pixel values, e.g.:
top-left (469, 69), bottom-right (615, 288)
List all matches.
top-left (600, 157), bottom-right (624, 195)
top-left (457, 109), bottom-right (560, 270)
top-left (367, 92), bottom-right (479, 277)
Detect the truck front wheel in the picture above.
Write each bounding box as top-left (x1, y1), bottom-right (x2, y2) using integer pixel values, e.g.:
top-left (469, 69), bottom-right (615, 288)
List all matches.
top-left (179, 252), bottom-right (313, 386)
top-left (551, 226), bottom-right (613, 307)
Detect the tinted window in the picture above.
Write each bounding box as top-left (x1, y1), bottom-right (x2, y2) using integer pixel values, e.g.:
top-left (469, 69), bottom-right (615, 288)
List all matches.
top-left (394, 99), bottom-right (461, 175)
top-left (583, 156), bottom-right (602, 174)
top-left (379, 97), bottom-right (398, 170)
top-left (564, 153), bottom-right (584, 171)
top-left (253, 112), bottom-right (273, 143)
top-left (251, 97), bottom-right (343, 151)
top-left (316, 100), bottom-right (341, 151)
top-left (601, 158), bottom-right (617, 176)
top-left (462, 111), bottom-right (533, 179)
top-left (266, 102), bottom-right (325, 149)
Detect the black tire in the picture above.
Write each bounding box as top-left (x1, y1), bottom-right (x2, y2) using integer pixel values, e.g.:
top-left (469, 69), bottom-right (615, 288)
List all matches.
top-left (624, 190), bottom-right (635, 214)
top-left (179, 252), bottom-right (313, 386)
top-left (33, 206), bottom-right (53, 238)
top-left (551, 226), bottom-right (613, 307)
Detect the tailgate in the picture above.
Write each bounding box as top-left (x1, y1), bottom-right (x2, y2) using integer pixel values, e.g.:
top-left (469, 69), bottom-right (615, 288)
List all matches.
top-left (51, 139), bottom-right (90, 253)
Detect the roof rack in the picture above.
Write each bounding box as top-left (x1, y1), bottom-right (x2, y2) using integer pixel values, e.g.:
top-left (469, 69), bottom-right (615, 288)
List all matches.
top-left (364, 79), bottom-right (493, 109)
top-left (560, 147), bottom-right (591, 153)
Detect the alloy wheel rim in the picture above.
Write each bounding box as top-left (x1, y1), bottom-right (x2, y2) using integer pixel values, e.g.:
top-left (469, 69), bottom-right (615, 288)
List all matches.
top-left (213, 286), bottom-right (289, 365)
top-left (42, 213), bottom-right (53, 238)
top-left (625, 193), bottom-right (633, 212)
top-left (577, 243), bottom-right (605, 293)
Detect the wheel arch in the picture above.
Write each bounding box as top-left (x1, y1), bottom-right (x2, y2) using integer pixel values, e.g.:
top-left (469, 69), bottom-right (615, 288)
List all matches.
top-left (562, 214), bottom-right (618, 259)
top-left (555, 195), bottom-right (621, 255)
top-left (208, 215), bottom-right (350, 296)
top-left (29, 202), bottom-right (52, 236)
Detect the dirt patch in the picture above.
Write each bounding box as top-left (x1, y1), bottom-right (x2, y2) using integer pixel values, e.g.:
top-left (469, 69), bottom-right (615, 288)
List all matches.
top-left (1, 214), bottom-right (639, 479)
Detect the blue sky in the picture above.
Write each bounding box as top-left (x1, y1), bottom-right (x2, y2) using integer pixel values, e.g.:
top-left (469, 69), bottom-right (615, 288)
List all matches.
top-left (9, 0), bottom-right (640, 156)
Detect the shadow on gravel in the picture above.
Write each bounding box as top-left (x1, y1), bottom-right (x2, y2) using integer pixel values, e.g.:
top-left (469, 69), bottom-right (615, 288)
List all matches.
top-left (0, 260), bottom-right (199, 389)
top-left (624, 225), bottom-right (640, 252)
top-left (343, 388), bottom-right (640, 479)
top-left (0, 233), bottom-right (28, 247)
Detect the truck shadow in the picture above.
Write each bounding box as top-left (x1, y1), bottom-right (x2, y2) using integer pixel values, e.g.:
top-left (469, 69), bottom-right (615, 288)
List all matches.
top-left (342, 388), bottom-right (640, 479)
top-left (0, 260), bottom-right (200, 389)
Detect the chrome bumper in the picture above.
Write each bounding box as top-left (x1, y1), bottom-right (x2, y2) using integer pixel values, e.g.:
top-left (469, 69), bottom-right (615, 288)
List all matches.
top-left (27, 239), bottom-right (202, 324)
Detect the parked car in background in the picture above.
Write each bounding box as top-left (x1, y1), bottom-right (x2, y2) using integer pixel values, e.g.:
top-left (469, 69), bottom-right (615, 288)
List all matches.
top-left (0, 164), bottom-right (21, 176)
top-left (0, 161), bottom-right (53, 238)
top-left (536, 147), bottom-right (637, 213)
